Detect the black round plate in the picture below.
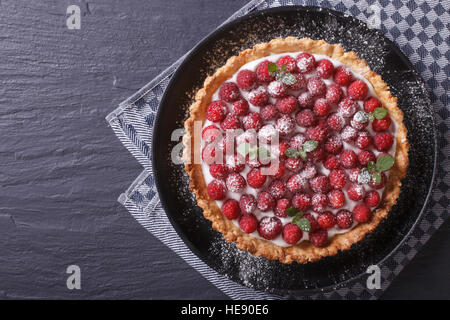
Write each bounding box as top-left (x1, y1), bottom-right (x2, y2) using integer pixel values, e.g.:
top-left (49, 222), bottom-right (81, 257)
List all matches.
top-left (152, 6), bottom-right (437, 296)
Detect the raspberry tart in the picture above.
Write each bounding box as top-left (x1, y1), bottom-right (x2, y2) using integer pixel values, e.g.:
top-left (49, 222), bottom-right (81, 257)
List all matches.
top-left (183, 37), bottom-right (409, 264)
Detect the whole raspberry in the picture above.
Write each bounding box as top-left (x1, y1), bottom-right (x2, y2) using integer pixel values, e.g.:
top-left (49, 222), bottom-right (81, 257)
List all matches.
top-left (248, 86), bottom-right (268, 106)
top-left (351, 118), bottom-right (368, 130)
top-left (239, 194), bottom-right (256, 214)
top-left (327, 112), bottom-right (345, 132)
top-left (268, 80), bottom-right (287, 98)
top-left (220, 114), bottom-right (241, 130)
top-left (298, 92), bottom-right (313, 108)
top-left (275, 198), bottom-right (290, 217)
top-left (317, 59), bottom-right (334, 78)
top-left (258, 216), bottom-right (282, 240)
top-left (358, 150), bottom-right (376, 166)
top-left (333, 66), bottom-right (353, 86)
top-left (340, 150), bottom-right (358, 168)
top-left (348, 80), bottom-right (368, 100)
top-left (303, 213), bottom-right (319, 232)
top-left (257, 191), bottom-right (275, 211)
top-left (276, 95), bottom-right (298, 114)
top-left (255, 60), bottom-right (275, 83)
top-left (353, 204), bottom-right (371, 223)
top-left (239, 214), bottom-right (258, 233)
top-left (206, 100), bottom-right (227, 122)
top-left (338, 97), bottom-right (357, 117)
top-left (373, 133), bottom-right (394, 151)
top-left (202, 125), bottom-right (221, 143)
top-left (313, 98), bottom-right (330, 117)
top-left (369, 172), bottom-right (386, 189)
top-left (364, 97), bottom-right (382, 113)
top-left (209, 163), bottom-right (228, 179)
top-left (365, 190), bottom-right (381, 207)
top-left (324, 155), bottom-right (340, 170)
top-left (328, 190), bottom-right (345, 208)
top-left (341, 125), bottom-right (358, 142)
top-left (236, 130), bottom-right (257, 146)
top-left (276, 55), bottom-right (297, 73)
top-left (219, 82), bottom-right (240, 102)
top-left (246, 168), bottom-right (267, 188)
top-left (226, 154), bottom-right (245, 173)
top-left (268, 161), bottom-right (285, 179)
top-left (221, 199), bottom-right (240, 220)
top-left (202, 144), bottom-right (221, 165)
top-left (355, 131), bottom-right (372, 149)
top-left (258, 124), bottom-right (278, 144)
top-left (246, 157), bottom-right (261, 168)
top-left (292, 193), bottom-right (311, 211)
top-left (307, 77), bottom-right (326, 97)
top-left (289, 133), bottom-right (307, 150)
top-left (317, 211), bottom-right (336, 229)
top-left (276, 114), bottom-right (295, 136)
top-left (226, 173), bottom-right (246, 192)
top-left (207, 180), bottom-right (226, 200)
top-left (310, 175), bottom-right (331, 193)
top-left (285, 158), bottom-right (303, 172)
top-left (348, 167), bottom-right (361, 183)
top-left (306, 122), bottom-right (329, 143)
top-left (347, 183), bottom-right (365, 201)
top-left (325, 135), bottom-right (343, 155)
top-left (296, 52), bottom-right (316, 73)
top-left (372, 115), bottom-right (391, 132)
top-left (300, 162), bottom-right (317, 179)
top-left (288, 73), bottom-right (306, 90)
top-left (268, 180), bottom-right (286, 199)
top-left (242, 112), bottom-right (263, 131)
top-left (260, 104), bottom-right (278, 121)
top-left (231, 98), bottom-right (249, 116)
top-left (336, 209), bottom-right (353, 229)
top-left (329, 169), bottom-right (347, 189)
top-left (236, 69), bottom-right (257, 91)
top-left (287, 174), bottom-right (308, 193)
top-left (308, 145), bottom-right (326, 161)
top-left (326, 83), bottom-right (343, 103)
top-left (278, 141), bottom-right (290, 160)
top-left (283, 223), bottom-right (303, 245)
top-left (309, 229), bottom-right (328, 247)
top-left (295, 109), bottom-right (316, 127)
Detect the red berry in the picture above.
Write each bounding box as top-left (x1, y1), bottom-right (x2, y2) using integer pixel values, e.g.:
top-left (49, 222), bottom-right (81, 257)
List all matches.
top-left (219, 82), bottom-right (240, 102)
top-left (303, 213), bottom-right (319, 232)
top-left (324, 155), bottom-right (340, 170)
top-left (300, 163), bottom-right (317, 179)
top-left (327, 112), bottom-right (345, 132)
top-left (258, 216), bottom-right (282, 240)
top-left (202, 144), bottom-right (221, 165)
top-left (260, 104), bottom-right (278, 121)
top-left (276, 55), bottom-right (297, 73)
top-left (226, 173), bottom-right (246, 192)
top-left (292, 193), bottom-right (311, 211)
top-left (310, 175), bottom-right (331, 193)
top-left (306, 122), bottom-right (329, 143)
top-left (268, 80), bottom-right (287, 98)
top-left (338, 97), bottom-right (357, 117)
top-left (372, 115), bottom-right (391, 132)
top-left (317, 59), bottom-right (334, 78)
top-left (369, 172), bottom-right (386, 189)
top-left (221, 199), bottom-right (240, 220)
top-left (336, 210), bottom-right (353, 229)
top-left (364, 97), bottom-right (382, 113)
top-left (287, 174), bottom-right (308, 193)
top-left (239, 194), bottom-right (256, 214)
top-left (255, 60), bottom-right (275, 83)
top-left (296, 52), bottom-right (316, 73)
top-left (231, 98), bottom-right (249, 116)
top-left (289, 133), bottom-right (307, 150)
top-left (308, 145), bottom-right (326, 162)
top-left (355, 131), bottom-right (372, 149)
top-left (268, 161), bottom-right (285, 179)
top-left (307, 76), bottom-right (326, 97)
top-left (276, 114), bottom-right (295, 136)
top-left (341, 125), bottom-right (358, 142)
top-left (239, 214), bottom-right (258, 233)
top-left (326, 83), bottom-right (343, 103)
top-left (226, 154), bottom-right (245, 173)
top-left (206, 100), bottom-right (227, 122)
top-left (325, 135), bottom-right (343, 154)
top-left (348, 167), bottom-right (361, 183)
top-left (353, 204), bottom-right (371, 223)
top-left (278, 141), bottom-right (290, 160)
top-left (347, 183), bottom-right (365, 201)
top-left (221, 114), bottom-right (241, 130)
top-left (358, 150), bottom-right (376, 166)
top-left (257, 191), bottom-right (275, 211)
top-left (340, 150), bottom-right (358, 168)
top-left (207, 180), bottom-right (226, 200)
top-left (298, 92), bottom-right (313, 108)
top-left (328, 190), bottom-right (345, 208)
top-left (285, 158), bottom-right (303, 172)
top-left (329, 169), bottom-right (347, 189)
top-left (283, 223), bottom-right (303, 245)
top-left (288, 73), bottom-right (306, 90)
top-left (373, 133), bottom-right (394, 151)
top-left (246, 168), bottom-right (267, 188)
top-left (348, 80), bottom-right (368, 100)
top-left (242, 112), bottom-right (263, 131)
top-left (317, 211), bottom-right (336, 229)
top-left (248, 86), bottom-right (268, 106)
top-left (313, 98), bottom-right (330, 117)
top-left (295, 109), bottom-right (316, 127)
top-left (333, 66), bottom-right (353, 86)
top-left (236, 69), bottom-right (257, 91)
top-left (309, 229), bottom-right (328, 247)
top-left (351, 118), bottom-right (368, 130)
top-left (276, 95), bottom-right (298, 114)
top-left (202, 125), bottom-right (221, 143)
top-left (268, 180), bottom-right (286, 199)
top-left (365, 190), bottom-right (381, 207)
top-left (209, 163), bottom-right (228, 179)
top-left (275, 198), bottom-right (290, 218)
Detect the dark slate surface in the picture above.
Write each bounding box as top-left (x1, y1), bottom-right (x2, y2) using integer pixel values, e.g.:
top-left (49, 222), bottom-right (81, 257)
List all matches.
top-left (0, 0), bottom-right (448, 299)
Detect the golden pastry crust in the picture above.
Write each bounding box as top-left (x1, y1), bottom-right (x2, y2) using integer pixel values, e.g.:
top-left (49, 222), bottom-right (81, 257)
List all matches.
top-left (183, 37), bottom-right (409, 264)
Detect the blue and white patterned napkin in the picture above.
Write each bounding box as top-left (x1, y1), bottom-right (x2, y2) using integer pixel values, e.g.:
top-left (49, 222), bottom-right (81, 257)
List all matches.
top-left (106, 0), bottom-right (450, 299)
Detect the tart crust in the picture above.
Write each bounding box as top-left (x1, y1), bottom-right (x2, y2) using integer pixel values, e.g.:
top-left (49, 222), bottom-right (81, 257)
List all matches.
top-left (183, 37), bottom-right (409, 264)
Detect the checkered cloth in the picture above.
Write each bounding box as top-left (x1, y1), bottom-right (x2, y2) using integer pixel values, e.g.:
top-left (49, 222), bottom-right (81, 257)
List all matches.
top-left (106, 0), bottom-right (449, 299)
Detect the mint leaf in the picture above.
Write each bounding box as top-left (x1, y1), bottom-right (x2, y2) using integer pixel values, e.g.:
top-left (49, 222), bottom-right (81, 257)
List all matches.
top-left (267, 63), bottom-right (278, 76)
top-left (298, 149), bottom-right (307, 160)
top-left (286, 207), bottom-right (298, 217)
top-left (368, 113), bottom-right (375, 121)
top-left (373, 107), bottom-right (388, 120)
top-left (303, 140), bottom-right (318, 152)
top-left (237, 143), bottom-right (250, 157)
top-left (293, 217), bottom-right (311, 232)
top-left (280, 64), bottom-right (287, 72)
top-left (285, 147), bottom-right (299, 159)
top-left (372, 171), bottom-right (382, 184)
top-left (367, 161), bottom-right (376, 173)
top-left (376, 155), bottom-right (395, 171)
